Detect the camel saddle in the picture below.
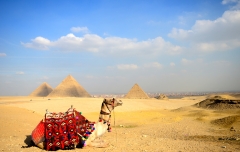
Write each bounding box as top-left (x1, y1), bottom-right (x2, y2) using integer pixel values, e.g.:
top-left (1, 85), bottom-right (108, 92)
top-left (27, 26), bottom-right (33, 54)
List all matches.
top-left (31, 108), bottom-right (95, 151)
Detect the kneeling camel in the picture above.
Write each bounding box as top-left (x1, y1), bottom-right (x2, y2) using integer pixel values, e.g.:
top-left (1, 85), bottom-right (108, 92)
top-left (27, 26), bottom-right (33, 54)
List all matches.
top-left (31, 98), bottom-right (123, 150)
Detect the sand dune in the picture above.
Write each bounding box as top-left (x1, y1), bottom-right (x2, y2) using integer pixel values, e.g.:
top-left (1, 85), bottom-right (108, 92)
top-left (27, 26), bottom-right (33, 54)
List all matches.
top-left (0, 96), bottom-right (240, 151)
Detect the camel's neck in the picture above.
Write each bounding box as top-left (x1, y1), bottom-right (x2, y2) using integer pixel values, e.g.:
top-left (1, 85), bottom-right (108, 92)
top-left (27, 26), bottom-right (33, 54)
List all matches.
top-left (98, 102), bottom-right (113, 132)
top-left (84, 102), bottom-right (113, 144)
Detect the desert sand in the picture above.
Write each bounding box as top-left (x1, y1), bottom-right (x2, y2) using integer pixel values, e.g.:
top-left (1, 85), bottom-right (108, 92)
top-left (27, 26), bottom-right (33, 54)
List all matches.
top-left (0, 96), bottom-right (240, 152)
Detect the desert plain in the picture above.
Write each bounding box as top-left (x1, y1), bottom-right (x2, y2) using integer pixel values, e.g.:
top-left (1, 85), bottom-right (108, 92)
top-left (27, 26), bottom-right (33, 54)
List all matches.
top-left (0, 95), bottom-right (240, 152)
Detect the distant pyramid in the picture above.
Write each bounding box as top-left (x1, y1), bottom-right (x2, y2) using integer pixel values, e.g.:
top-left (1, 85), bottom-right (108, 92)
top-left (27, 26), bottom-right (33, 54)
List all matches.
top-left (48, 75), bottom-right (91, 97)
top-left (125, 83), bottom-right (149, 99)
top-left (155, 94), bottom-right (169, 100)
top-left (29, 82), bottom-right (53, 97)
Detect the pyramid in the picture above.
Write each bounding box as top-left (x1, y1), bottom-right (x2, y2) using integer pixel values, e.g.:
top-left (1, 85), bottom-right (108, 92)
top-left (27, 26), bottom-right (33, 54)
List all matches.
top-left (155, 94), bottom-right (169, 100)
top-left (29, 82), bottom-right (53, 97)
top-left (125, 83), bottom-right (149, 99)
top-left (47, 75), bottom-right (91, 97)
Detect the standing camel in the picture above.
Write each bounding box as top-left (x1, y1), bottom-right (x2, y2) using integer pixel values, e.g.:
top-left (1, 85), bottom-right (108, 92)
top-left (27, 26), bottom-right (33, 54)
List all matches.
top-left (31, 98), bottom-right (123, 150)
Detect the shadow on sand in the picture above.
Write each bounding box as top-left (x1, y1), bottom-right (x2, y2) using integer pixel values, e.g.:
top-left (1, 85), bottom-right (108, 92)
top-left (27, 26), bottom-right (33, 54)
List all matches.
top-left (21, 135), bottom-right (35, 148)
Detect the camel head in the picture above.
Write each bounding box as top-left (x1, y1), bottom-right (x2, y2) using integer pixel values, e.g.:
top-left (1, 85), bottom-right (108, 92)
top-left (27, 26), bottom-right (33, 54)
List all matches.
top-left (103, 98), bottom-right (123, 109)
top-left (99, 98), bottom-right (122, 132)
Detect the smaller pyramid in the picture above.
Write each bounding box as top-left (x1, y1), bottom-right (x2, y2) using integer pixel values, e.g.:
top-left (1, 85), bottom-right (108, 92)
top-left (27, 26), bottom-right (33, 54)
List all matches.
top-left (29, 82), bottom-right (53, 97)
top-left (125, 83), bottom-right (149, 99)
top-left (155, 94), bottom-right (169, 100)
top-left (48, 75), bottom-right (91, 97)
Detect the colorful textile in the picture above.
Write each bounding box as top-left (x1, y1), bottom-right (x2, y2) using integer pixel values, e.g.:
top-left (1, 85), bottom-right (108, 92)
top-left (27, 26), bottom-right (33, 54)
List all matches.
top-left (31, 108), bottom-right (95, 151)
top-left (31, 120), bottom-right (45, 145)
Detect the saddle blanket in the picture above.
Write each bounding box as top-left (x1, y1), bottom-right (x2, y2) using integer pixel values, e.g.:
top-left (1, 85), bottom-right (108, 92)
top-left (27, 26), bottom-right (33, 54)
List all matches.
top-left (31, 108), bottom-right (95, 151)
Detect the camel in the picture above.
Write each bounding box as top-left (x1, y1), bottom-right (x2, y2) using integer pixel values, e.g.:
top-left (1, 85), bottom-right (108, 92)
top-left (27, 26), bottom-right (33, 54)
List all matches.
top-left (31, 98), bottom-right (123, 150)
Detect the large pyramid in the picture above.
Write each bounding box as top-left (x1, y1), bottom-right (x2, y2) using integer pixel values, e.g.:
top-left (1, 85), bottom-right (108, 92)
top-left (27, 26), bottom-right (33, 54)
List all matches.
top-left (29, 82), bottom-right (53, 97)
top-left (47, 75), bottom-right (91, 97)
top-left (125, 83), bottom-right (149, 99)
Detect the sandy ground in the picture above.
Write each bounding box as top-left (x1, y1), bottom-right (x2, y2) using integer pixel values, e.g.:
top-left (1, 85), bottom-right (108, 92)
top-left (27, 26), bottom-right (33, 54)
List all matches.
top-left (0, 96), bottom-right (240, 152)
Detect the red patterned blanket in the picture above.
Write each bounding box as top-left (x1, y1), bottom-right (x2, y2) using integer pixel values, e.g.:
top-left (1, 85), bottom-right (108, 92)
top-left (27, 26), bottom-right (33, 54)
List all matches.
top-left (31, 108), bottom-right (95, 151)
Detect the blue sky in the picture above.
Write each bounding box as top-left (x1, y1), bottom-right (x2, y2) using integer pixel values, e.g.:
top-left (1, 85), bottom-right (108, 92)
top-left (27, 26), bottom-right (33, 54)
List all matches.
top-left (0, 0), bottom-right (240, 96)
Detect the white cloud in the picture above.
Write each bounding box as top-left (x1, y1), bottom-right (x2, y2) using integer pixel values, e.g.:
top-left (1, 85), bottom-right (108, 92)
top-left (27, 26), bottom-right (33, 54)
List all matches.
top-left (115, 62), bottom-right (163, 70)
top-left (144, 62), bottom-right (163, 69)
top-left (41, 76), bottom-right (49, 80)
top-left (70, 27), bottom-right (89, 33)
top-left (222, 0), bottom-right (240, 10)
top-left (177, 12), bottom-right (203, 26)
top-left (147, 20), bottom-right (162, 26)
top-left (21, 37), bottom-right (51, 50)
top-left (168, 10), bottom-right (240, 52)
top-left (169, 10), bottom-right (240, 41)
top-left (16, 71), bottom-right (24, 75)
top-left (194, 40), bottom-right (240, 52)
top-left (222, 0), bottom-right (239, 4)
top-left (117, 64), bottom-right (138, 70)
top-left (212, 60), bottom-right (231, 66)
top-left (170, 62), bottom-right (175, 67)
top-left (181, 58), bottom-right (192, 65)
top-left (5, 81), bottom-right (12, 84)
top-left (22, 33), bottom-right (182, 55)
top-left (85, 75), bottom-right (96, 79)
top-left (181, 70), bottom-right (187, 73)
top-left (0, 53), bottom-right (6, 57)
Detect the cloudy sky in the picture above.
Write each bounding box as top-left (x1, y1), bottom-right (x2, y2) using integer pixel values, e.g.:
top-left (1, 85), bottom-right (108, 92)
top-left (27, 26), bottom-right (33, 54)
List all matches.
top-left (0, 0), bottom-right (240, 96)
